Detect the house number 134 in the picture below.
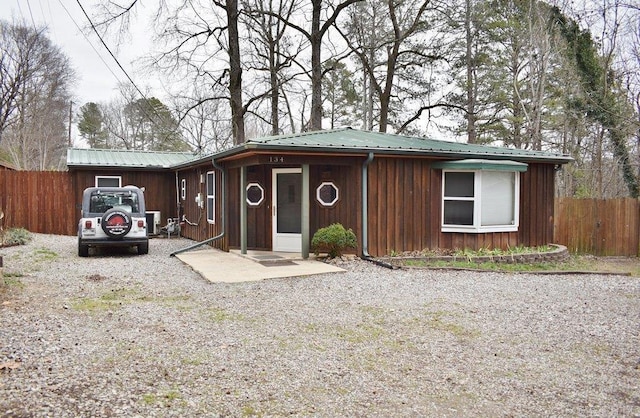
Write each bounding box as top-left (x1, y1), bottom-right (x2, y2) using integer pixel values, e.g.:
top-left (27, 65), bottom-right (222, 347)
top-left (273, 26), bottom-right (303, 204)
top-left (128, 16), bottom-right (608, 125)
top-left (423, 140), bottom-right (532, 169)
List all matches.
top-left (269, 156), bottom-right (284, 163)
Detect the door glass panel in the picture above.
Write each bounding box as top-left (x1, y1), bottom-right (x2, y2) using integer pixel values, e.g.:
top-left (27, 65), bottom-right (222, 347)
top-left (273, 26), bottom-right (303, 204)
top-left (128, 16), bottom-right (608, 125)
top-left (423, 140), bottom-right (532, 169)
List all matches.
top-left (277, 173), bottom-right (301, 233)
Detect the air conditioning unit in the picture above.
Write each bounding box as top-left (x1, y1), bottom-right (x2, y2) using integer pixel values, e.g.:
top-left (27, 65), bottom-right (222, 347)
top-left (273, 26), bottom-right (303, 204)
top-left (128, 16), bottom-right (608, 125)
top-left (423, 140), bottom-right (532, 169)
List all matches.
top-left (145, 211), bottom-right (162, 235)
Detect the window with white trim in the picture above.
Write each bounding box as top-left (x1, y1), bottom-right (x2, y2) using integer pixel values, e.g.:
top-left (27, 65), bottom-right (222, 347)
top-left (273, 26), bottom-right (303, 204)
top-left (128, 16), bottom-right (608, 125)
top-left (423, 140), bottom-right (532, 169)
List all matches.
top-left (95, 176), bottom-right (121, 187)
top-left (316, 182), bottom-right (339, 207)
top-left (246, 183), bottom-right (265, 206)
top-left (181, 179), bottom-right (186, 200)
top-left (206, 171), bottom-right (215, 224)
top-left (442, 170), bottom-right (519, 233)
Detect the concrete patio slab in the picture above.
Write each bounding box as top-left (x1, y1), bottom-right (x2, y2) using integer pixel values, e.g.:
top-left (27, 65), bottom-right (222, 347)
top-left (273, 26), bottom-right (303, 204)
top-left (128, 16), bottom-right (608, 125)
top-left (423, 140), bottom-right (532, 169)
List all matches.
top-left (174, 247), bottom-right (344, 283)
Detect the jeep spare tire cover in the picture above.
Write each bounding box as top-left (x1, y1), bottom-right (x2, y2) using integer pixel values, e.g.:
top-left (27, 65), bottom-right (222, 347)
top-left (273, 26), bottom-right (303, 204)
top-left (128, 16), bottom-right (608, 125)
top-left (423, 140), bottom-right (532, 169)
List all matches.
top-left (101, 208), bottom-right (132, 238)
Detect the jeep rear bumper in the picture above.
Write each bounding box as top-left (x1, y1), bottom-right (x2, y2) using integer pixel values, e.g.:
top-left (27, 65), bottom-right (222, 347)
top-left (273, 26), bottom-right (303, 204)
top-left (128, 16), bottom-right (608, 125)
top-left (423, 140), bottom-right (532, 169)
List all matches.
top-left (79, 238), bottom-right (149, 247)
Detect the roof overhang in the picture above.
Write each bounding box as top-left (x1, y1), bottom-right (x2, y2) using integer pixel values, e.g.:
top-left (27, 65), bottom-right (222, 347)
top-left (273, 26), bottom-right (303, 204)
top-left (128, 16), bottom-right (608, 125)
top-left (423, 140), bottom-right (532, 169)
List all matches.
top-left (431, 159), bottom-right (529, 172)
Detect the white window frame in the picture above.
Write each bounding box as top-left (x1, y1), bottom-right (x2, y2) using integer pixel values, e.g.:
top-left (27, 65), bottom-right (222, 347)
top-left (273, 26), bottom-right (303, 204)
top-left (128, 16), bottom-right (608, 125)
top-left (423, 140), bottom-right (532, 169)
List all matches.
top-left (95, 176), bottom-right (121, 187)
top-left (441, 170), bottom-right (520, 233)
top-left (316, 181), bottom-right (339, 207)
top-left (206, 171), bottom-right (215, 224)
top-left (246, 182), bottom-right (265, 206)
top-left (181, 179), bottom-right (186, 201)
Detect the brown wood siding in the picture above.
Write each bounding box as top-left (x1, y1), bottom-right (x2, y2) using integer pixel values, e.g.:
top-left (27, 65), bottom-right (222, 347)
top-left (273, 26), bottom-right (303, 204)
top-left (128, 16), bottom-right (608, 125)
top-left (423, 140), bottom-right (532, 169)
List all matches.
top-left (366, 158), bottom-right (557, 257)
top-left (309, 164), bottom-right (361, 253)
top-left (518, 163), bottom-right (555, 247)
top-left (0, 158), bottom-right (559, 256)
top-left (227, 166), bottom-right (272, 250)
top-left (0, 171), bottom-right (76, 235)
top-left (225, 163), bottom-right (363, 252)
top-left (175, 166), bottom-right (226, 250)
top-left (367, 157), bottom-right (434, 256)
top-left (246, 165), bottom-right (272, 250)
top-left (68, 169), bottom-right (178, 227)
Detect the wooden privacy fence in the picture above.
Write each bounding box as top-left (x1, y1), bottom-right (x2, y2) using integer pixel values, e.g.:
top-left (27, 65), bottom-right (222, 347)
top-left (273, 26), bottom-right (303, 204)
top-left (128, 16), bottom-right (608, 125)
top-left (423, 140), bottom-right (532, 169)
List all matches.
top-left (0, 171), bottom-right (76, 236)
top-left (554, 198), bottom-right (640, 256)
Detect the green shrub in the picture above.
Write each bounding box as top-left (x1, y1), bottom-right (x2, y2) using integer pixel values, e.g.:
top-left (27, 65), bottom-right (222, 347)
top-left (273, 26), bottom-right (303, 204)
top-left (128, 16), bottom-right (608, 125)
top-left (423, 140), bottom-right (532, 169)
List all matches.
top-left (312, 223), bottom-right (357, 258)
top-left (2, 228), bottom-right (32, 246)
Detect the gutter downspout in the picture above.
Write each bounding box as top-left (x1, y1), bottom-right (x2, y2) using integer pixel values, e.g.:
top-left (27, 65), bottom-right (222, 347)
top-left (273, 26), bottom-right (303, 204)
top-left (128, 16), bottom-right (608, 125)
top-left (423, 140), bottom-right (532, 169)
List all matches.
top-left (361, 152), bottom-right (395, 269)
top-left (171, 158), bottom-right (226, 256)
top-left (175, 171), bottom-right (180, 222)
top-left (362, 152), bottom-right (374, 259)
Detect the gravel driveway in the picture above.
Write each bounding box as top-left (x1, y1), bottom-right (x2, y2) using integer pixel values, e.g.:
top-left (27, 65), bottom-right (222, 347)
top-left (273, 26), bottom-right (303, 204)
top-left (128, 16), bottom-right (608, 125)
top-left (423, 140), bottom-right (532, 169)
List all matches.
top-left (1, 234), bottom-right (639, 417)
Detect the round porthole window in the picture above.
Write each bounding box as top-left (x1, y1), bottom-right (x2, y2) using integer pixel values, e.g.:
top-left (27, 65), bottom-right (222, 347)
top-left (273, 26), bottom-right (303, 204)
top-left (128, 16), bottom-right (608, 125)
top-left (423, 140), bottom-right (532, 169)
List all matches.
top-left (316, 182), bottom-right (339, 207)
top-left (246, 183), bottom-right (264, 206)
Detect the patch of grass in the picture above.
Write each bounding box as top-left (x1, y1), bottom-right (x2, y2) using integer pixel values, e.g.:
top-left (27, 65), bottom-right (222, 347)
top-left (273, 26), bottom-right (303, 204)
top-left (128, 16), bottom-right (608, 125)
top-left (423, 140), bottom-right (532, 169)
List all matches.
top-left (419, 310), bottom-right (480, 340)
top-left (337, 324), bottom-right (386, 344)
top-left (405, 259), bottom-right (564, 272)
top-left (141, 389), bottom-right (183, 407)
top-left (242, 403), bottom-right (264, 417)
top-left (1, 274), bottom-right (24, 296)
top-left (393, 245), bottom-right (555, 259)
top-left (33, 247), bottom-right (58, 261)
top-left (206, 307), bottom-right (244, 322)
top-left (400, 254), bottom-right (627, 274)
top-left (2, 277), bottom-right (23, 288)
top-left (73, 289), bottom-right (198, 312)
top-left (72, 288), bottom-right (140, 311)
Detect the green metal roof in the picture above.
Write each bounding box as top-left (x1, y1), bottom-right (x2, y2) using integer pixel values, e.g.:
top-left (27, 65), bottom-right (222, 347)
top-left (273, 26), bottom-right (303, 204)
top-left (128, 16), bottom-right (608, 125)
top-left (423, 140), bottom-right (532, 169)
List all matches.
top-left (66, 148), bottom-right (197, 169)
top-left (216, 128), bottom-right (573, 164)
top-left (66, 128), bottom-right (573, 169)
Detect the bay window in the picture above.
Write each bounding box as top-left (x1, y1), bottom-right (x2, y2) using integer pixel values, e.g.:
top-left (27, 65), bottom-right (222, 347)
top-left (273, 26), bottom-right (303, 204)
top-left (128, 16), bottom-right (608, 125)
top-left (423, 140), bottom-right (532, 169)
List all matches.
top-left (436, 160), bottom-right (526, 233)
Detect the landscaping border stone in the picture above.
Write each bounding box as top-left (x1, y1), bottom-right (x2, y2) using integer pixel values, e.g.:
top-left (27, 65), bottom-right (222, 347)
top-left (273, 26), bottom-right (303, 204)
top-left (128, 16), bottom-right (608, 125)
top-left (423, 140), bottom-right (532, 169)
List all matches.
top-left (379, 244), bottom-right (569, 267)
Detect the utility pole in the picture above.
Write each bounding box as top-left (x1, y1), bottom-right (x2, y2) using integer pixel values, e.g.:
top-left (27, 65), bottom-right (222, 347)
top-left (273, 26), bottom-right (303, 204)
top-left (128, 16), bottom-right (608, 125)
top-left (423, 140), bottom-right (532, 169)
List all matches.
top-left (68, 100), bottom-right (73, 147)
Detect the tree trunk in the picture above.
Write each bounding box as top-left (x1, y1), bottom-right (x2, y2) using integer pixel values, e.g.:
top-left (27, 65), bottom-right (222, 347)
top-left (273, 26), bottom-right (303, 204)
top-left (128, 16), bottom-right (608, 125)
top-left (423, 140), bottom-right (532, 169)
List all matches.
top-left (465, 0), bottom-right (477, 143)
top-left (227, 0), bottom-right (246, 144)
top-left (309, 0), bottom-right (323, 131)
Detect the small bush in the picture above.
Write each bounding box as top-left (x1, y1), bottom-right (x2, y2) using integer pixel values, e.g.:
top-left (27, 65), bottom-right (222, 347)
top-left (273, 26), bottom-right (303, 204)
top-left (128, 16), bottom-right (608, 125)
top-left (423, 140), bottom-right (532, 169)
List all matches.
top-left (2, 228), bottom-right (32, 246)
top-left (312, 223), bottom-right (357, 258)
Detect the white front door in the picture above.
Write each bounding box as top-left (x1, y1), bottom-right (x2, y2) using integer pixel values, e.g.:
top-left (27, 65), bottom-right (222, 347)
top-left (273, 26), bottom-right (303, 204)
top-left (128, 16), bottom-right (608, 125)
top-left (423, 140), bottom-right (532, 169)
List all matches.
top-left (272, 168), bottom-right (302, 252)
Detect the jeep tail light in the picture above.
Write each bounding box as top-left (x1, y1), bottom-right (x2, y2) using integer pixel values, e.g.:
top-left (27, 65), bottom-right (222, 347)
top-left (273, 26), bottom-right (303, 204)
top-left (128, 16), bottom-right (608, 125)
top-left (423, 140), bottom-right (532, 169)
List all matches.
top-left (138, 220), bottom-right (145, 228)
top-left (85, 220), bottom-right (92, 229)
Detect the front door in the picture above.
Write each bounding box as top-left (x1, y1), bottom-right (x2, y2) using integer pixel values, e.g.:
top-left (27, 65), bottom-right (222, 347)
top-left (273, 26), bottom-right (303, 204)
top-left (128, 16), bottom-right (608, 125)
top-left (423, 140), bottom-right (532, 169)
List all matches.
top-left (272, 168), bottom-right (302, 252)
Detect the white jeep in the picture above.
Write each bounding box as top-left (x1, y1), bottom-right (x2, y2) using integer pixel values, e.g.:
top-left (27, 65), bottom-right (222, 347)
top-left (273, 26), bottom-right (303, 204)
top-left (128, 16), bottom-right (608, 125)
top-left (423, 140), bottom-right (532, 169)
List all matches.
top-left (77, 186), bottom-right (149, 257)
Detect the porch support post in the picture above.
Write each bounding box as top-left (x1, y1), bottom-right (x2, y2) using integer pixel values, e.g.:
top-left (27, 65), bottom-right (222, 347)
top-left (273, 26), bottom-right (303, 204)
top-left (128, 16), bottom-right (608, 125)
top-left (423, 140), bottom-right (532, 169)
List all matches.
top-left (240, 165), bottom-right (247, 254)
top-left (301, 164), bottom-right (310, 259)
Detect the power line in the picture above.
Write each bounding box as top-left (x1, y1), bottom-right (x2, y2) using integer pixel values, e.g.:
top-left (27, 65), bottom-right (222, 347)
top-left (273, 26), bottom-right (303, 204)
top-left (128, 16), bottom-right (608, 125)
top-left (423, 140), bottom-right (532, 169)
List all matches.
top-left (74, 0), bottom-right (183, 147)
top-left (24, 0), bottom-right (38, 30)
top-left (55, 0), bottom-right (125, 90)
top-left (74, 0), bottom-right (147, 99)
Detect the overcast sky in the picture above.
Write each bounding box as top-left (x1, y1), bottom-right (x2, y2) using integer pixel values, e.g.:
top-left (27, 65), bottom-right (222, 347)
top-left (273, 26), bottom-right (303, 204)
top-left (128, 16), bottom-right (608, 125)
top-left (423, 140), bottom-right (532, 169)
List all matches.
top-left (0, 0), bottom-right (155, 107)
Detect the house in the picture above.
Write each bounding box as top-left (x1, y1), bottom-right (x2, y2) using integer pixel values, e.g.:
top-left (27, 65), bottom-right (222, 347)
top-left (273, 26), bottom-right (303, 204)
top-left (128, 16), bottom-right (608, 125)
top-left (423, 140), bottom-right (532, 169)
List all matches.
top-left (0, 161), bottom-right (17, 171)
top-left (67, 128), bottom-right (572, 258)
top-left (66, 148), bottom-right (198, 235)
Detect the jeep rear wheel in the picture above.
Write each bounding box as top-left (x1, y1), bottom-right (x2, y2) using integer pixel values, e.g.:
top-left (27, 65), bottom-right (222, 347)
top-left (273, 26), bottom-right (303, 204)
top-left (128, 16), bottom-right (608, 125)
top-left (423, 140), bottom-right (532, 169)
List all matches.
top-left (101, 208), bottom-right (132, 238)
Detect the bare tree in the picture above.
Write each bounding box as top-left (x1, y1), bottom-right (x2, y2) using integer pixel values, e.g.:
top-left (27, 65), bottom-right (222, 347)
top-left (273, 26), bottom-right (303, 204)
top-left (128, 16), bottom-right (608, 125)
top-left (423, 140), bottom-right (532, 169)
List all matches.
top-left (338, 0), bottom-right (441, 133)
top-left (95, 0), bottom-right (247, 144)
top-left (260, 0), bottom-right (363, 131)
top-left (172, 90), bottom-right (233, 153)
top-left (242, 0), bottom-right (303, 135)
top-left (0, 20), bottom-right (75, 170)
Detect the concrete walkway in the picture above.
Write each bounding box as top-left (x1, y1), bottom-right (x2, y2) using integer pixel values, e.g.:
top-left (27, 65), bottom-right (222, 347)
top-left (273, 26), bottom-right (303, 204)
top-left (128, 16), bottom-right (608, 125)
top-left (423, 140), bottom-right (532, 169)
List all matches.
top-left (174, 247), bottom-right (345, 283)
